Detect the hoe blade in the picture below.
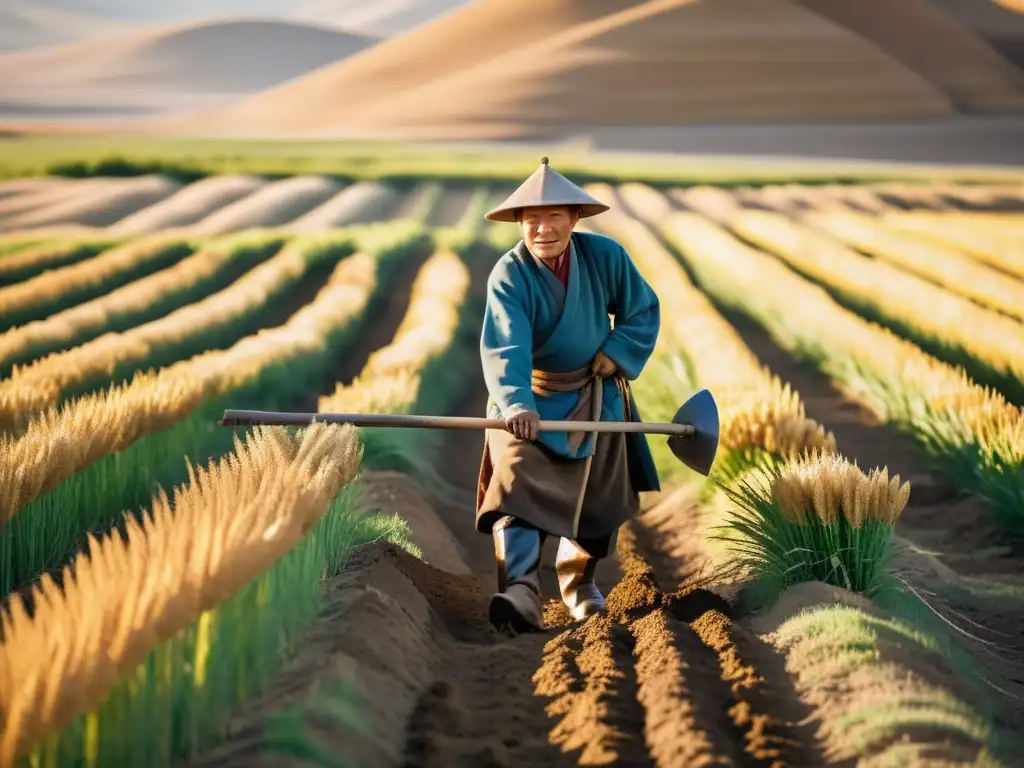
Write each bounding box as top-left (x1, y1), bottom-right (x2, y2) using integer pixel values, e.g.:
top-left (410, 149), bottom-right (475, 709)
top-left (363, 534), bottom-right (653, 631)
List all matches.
top-left (667, 388), bottom-right (720, 476)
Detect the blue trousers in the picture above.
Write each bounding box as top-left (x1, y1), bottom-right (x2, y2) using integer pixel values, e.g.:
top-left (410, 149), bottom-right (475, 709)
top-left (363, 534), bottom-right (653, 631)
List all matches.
top-left (492, 516), bottom-right (615, 592)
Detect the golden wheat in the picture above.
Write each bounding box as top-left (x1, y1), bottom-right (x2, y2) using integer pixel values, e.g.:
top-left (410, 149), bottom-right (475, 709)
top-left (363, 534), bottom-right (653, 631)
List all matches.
top-left (661, 212), bottom-right (1024, 460)
top-left (0, 421), bottom-right (360, 763)
top-left (0, 232), bottom-right (273, 371)
top-left (584, 184), bottom-right (835, 460)
top-left (773, 449), bottom-right (910, 528)
top-left (726, 210), bottom-right (1024, 388)
top-left (0, 232), bottom-right (325, 429)
top-left (0, 246), bottom-right (382, 525)
top-left (0, 235), bottom-right (124, 282)
top-left (878, 211), bottom-right (1024, 279)
top-left (950, 212), bottom-right (1024, 239)
top-left (319, 249), bottom-right (469, 414)
top-left (0, 230), bottom-right (198, 322)
top-left (803, 210), bottom-right (1024, 322)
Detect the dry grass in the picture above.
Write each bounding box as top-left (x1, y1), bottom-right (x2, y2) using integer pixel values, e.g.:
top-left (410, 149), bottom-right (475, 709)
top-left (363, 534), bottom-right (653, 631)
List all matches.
top-left (0, 421), bottom-right (361, 764)
top-left (0, 230), bottom-right (196, 322)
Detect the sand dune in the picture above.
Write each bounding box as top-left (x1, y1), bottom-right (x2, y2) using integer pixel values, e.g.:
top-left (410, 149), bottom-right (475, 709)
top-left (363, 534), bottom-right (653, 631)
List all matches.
top-left (793, 0), bottom-right (1024, 111)
top-left (108, 175), bottom-right (267, 235)
top-left (0, 18), bottom-right (378, 121)
top-left (172, 0), bottom-right (648, 134)
top-left (929, 0), bottom-right (1024, 68)
top-left (1, 176), bottom-right (182, 231)
top-left (293, 0), bottom-right (473, 37)
top-left (190, 175), bottom-right (343, 235)
top-left (185, 0), bottom-right (965, 139)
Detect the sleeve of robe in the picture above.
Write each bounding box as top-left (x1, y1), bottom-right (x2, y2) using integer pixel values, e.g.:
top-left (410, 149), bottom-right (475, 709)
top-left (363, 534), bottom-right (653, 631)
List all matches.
top-left (480, 262), bottom-right (538, 418)
top-left (599, 242), bottom-right (660, 381)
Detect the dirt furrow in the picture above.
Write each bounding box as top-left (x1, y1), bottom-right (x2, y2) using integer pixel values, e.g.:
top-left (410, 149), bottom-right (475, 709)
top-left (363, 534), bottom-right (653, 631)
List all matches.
top-left (630, 608), bottom-right (733, 767)
top-left (536, 614), bottom-right (653, 766)
top-left (691, 610), bottom-right (805, 767)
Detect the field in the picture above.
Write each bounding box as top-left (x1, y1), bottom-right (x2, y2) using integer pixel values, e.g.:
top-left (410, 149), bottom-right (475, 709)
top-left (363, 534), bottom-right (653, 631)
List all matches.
top-left (1, 151), bottom-right (1023, 767)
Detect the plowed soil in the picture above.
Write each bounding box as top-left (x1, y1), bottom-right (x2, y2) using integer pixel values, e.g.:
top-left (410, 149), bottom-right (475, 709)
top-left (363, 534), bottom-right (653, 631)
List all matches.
top-left (191, 361), bottom-right (835, 768)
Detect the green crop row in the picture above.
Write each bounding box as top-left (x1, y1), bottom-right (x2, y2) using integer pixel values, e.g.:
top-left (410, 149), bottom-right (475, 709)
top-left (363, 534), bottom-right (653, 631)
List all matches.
top-left (0, 222), bottom-right (430, 599)
top-left (657, 210), bottom-right (1024, 538)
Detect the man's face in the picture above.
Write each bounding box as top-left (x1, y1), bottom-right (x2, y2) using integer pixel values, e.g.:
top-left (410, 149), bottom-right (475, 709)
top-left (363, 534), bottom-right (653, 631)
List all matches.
top-left (518, 205), bottom-right (578, 261)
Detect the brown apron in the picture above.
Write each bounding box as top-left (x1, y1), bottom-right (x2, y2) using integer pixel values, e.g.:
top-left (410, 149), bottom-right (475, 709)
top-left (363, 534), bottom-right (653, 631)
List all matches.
top-left (475, 364), bottom-right (639, 549)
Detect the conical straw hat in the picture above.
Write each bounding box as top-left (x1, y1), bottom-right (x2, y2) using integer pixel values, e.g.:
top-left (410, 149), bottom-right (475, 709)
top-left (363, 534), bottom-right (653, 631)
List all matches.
top-left (484, 157), bottom-right (610, 222)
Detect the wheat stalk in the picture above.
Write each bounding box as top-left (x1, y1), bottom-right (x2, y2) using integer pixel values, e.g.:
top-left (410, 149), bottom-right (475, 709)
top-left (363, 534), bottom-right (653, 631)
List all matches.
top-left (0, 421), bottom-right (361, 763)
top-left (0, 243), bottom-right (383, 526)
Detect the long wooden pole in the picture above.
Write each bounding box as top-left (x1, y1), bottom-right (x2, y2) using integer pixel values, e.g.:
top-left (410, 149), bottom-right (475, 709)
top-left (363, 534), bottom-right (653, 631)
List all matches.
top-left (219, 409), bottom-right (695, 437)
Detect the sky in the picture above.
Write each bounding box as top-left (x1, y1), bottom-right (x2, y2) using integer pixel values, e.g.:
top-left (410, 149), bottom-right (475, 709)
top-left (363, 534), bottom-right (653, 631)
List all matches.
top-left (0, 0), bottom-right (474, 50)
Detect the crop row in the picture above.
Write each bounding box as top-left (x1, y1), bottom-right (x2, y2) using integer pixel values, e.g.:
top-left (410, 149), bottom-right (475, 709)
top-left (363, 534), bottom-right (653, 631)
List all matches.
top-left (879, 211), bottom-right (1024, 280)
top-left (0, 231), bottom-right (286, 376)
top-left (648, 200), bottom-right (1023, 535)
top-left (582, 184), bottom-right (835, 488)
top-left (724, 209), bottom-right (1024, 404)
top-left (0, 221), bottom-right (429, 597)
top-left (0, 231), bottom-right (197, 330)
top-left (802, 210), bottom-right (1024, 322)
top-left (0, 234), bottom-right (123, 287)
top-left (0, 197), bottom-right (499, 763)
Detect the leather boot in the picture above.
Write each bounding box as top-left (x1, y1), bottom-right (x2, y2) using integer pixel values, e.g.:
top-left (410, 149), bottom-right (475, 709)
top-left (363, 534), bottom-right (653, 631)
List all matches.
top-left (555, 537), bottom-right (605, 621)
top-left (489, 521), bottom-right (545, 633)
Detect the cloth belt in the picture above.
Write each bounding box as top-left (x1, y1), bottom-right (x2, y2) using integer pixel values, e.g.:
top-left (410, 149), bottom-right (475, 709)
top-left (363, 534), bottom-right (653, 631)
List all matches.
top-left (529, 363), bottom-right (632, 538)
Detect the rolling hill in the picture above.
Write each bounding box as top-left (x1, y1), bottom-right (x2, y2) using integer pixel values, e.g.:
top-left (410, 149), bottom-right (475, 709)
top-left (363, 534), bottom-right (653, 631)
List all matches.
top-left (180, 0), bottom-right (968, 139)
top-left (0, 1), bottom-right (134, 52)
top-left (928, 0), bottom-right (1024, 69)
top-left (166, 0), bottom-right (646, 135)
top-left (792, 0), bottom-right (1024, 112)
top-left (0, 18), bottom-right (379, 122)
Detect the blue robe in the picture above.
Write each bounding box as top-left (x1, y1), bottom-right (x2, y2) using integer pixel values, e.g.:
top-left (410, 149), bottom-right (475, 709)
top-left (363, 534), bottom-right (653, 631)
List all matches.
top-left (479, 230), bottom-right (661, 502)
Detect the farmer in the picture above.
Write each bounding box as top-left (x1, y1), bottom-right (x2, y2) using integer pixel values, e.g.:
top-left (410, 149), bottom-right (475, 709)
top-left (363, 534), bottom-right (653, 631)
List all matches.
top-left (476, 157), bottom-right (661, 633)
